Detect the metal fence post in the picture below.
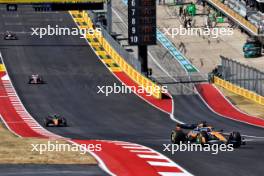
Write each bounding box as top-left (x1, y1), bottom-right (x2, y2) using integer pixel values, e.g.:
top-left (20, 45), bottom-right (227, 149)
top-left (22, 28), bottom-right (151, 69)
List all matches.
top-left (221, 56), bottom-right (264, 96)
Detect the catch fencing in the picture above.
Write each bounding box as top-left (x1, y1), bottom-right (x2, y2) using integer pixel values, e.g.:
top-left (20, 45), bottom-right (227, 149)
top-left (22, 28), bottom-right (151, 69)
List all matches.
top-left (220, 56), bottom-right (264, 96)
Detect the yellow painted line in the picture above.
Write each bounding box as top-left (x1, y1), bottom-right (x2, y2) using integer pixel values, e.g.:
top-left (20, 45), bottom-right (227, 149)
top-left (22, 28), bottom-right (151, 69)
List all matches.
top-left (90, 42), bottom-right (100, 47)
top-left (92, 45), bottom-right (103, 51)
top-left (109, 67), bottom-right (122, 72)
top-left (99, 54), bottom-right (111, 59)
top-left (105, 62), bottom-right (119, 68)
top-left (101, 58), bottom-right (121, 72)
top-left (108, 63), bottom-right (118, 67)
top-left (74, 18), bottom-right (86, 23)
top-left (101, 59), bottom-right (114, 64)
top-left (0, 64), bottom-right (6, 72)
top-left (96, 51), bottom-right (107, 56)
top-left (101, 58), bottom-right (121, 71)
top-left (86, 38), bottom-right (99, 43)
top-left (74, 15), bottom-right (85, 22)
top-left (87, 38), bottom-right (97, 43)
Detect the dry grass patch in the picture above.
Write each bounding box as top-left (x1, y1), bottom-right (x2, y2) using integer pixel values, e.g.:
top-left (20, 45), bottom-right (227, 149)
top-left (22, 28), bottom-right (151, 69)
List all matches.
top-left (216, 85), bottom-right (264, 119)
top-left (0, 123), bottom-right (96, 164)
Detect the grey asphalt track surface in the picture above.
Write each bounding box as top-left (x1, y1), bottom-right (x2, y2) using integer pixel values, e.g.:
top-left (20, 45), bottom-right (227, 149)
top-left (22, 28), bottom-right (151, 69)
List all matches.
top-left (0, 5), bottom-right (264, 176)
top-left (0, 164), bottom-right (107, 176)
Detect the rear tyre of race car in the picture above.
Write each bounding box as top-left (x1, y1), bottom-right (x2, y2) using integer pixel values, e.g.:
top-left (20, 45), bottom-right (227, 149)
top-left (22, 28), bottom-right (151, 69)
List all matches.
top-left (28, 79), bottom-right (33, 84)
top-left (37, 78), bottom-right (44, 84)
top-left (61, 119), bottom-right (67, 127)
top-left (44, 119), bottom-right (50, 127)
top-left (62, 122), bottom-right (67, 127)
top-left (228, 131), bottom-right (241, 148)
top-left (171, 130), bottom-right (186, 144)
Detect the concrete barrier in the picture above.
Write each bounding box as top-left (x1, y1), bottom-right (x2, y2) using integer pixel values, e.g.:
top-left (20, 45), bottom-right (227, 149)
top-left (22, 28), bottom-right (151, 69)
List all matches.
top-left (70, 11), bottom-right (163, 99)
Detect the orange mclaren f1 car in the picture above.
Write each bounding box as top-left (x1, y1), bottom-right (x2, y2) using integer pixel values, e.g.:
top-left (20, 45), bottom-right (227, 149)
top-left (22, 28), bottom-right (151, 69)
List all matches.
top-left (171, 122), bottom-right (245, 148)
top-left (44, 114), bottom-right (67, 127)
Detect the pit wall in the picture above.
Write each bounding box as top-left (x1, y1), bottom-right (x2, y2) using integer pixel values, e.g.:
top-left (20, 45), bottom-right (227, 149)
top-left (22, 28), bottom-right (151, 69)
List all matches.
top-left (71, 11), bottom-right (163, 99)
top-left (214, 76), bottom-right (264, 105)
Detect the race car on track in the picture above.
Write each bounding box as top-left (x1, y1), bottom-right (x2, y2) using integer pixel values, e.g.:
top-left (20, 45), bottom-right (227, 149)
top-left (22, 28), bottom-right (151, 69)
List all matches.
top-left (4, 32), bottom-right (18, 40)
top-left (28, 74), bottom-right (45, 84)
top-left (171, 121), bottom-right (245, 148)
top-left (44, 114), bottom-right (67, 127)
